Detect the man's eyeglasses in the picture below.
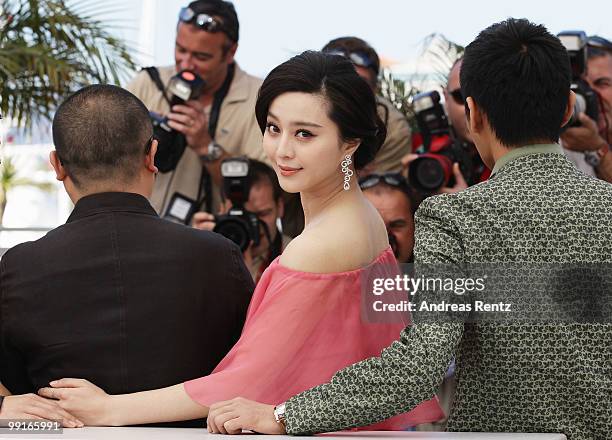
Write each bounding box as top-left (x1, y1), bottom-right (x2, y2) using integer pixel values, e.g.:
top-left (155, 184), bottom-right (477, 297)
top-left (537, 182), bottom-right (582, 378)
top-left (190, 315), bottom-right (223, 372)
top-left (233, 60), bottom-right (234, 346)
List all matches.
top-left (144, 135), bottom-right (155, 155)
top-left (449, 89), bottom-right (465, 106)
top-left (359, 173), bottom-right (410, 191)
top-left (324, 49), bottom-right (378, 72)
top-left (178, 7), bottom-right (236, 41)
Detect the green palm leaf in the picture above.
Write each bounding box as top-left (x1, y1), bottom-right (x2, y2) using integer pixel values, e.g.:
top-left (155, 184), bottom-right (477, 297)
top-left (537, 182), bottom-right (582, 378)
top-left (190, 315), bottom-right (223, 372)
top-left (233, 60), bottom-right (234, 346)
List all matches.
top-left (0, 0), bottom-right (136, 129)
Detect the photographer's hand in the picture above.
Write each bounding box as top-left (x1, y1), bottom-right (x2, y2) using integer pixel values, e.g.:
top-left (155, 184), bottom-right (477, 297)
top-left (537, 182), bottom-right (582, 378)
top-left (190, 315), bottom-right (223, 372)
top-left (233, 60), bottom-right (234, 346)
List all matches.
top-left (595, 149), bottom-right (612, 183)
top-left (167, 101), bottom-right (211, 155)
top-left (192, 212), bottom-right (216, 231)
top-left (439, 163), bottom-right (468, 194)
top-left (561, 113), bottom-right (608, 152)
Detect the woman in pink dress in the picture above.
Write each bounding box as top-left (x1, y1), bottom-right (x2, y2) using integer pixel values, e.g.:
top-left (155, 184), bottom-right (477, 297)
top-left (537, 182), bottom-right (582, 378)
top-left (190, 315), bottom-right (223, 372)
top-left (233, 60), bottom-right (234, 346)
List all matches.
top-left (39, 50), bottom-right (444, 429)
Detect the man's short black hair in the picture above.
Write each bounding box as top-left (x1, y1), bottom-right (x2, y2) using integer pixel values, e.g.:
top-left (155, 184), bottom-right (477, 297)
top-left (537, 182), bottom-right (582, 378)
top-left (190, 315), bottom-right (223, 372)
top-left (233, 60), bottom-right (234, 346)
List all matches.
top-left (248, 159), bottom-right (282, 202)
top-left (460, 18), bottom-right (571, 147)
top-left (186, 0), bottom-right (239, 43)
top-left (52, 85), bottom-right (153, 189)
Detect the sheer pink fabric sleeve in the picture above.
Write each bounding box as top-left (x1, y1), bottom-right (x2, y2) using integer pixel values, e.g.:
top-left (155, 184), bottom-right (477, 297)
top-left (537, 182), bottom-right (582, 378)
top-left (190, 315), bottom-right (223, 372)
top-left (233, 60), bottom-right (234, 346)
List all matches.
top-left (184, 248), bottom-right (444, 429)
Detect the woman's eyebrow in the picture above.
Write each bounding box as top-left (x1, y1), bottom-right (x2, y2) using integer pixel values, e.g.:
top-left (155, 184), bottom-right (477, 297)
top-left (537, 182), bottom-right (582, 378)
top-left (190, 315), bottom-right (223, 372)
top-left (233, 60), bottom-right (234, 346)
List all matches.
top-left (268, 111), bottom-right (323, 128)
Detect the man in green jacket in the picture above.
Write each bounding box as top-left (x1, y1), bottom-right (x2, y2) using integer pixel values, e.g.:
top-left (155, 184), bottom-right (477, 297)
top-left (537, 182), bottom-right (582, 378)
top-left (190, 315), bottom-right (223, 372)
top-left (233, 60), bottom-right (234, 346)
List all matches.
top-left (206, 18), bottom-right (612, 440)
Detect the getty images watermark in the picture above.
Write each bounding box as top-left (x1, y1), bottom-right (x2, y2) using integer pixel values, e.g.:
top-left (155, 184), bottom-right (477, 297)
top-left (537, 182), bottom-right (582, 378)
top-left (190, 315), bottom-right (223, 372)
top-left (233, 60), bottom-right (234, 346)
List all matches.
top-left (360, 263), bottom-right (612, 324)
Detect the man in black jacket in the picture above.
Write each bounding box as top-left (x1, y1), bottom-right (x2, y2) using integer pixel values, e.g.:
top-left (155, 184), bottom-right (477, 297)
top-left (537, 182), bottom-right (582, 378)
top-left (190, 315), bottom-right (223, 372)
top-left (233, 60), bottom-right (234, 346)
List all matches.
top-left (0, 85), bottom-right (253, 426)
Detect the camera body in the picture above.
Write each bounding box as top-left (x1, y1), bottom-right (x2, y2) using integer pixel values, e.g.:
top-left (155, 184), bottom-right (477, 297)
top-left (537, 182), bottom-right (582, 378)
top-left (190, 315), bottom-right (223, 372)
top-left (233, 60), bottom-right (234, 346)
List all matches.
top-left (152, 70), bottom-right (206, 173)
top-left (558, 31), bottom-right (599, 127)
top-left (408, 90), bottom-right (473, 194)
top-left (214, 158), bottom-right (262, 252)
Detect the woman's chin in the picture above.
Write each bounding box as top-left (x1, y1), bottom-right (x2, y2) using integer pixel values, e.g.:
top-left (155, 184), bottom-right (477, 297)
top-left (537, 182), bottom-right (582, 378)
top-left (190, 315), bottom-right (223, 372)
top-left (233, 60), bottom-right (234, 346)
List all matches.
top-left (278, 180), bottom-right (302, 194)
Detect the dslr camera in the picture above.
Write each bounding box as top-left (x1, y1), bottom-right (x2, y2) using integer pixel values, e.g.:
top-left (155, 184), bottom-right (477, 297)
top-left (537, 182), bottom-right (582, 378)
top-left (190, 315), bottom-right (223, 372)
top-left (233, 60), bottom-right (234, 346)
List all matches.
top-left (408, 90), bottom-right (473, 194)
top-left (557, 31), bottom-right (599, 127)
top-left (150, 70), bottom-right (205, 172)
top-left (214, 158), bottom-right (263, 252)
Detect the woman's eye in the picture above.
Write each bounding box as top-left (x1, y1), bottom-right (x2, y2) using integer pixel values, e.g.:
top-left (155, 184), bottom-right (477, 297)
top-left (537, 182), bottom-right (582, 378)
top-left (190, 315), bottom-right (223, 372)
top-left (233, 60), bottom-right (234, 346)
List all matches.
top-left (266, 122), bottom-right (279, 133)
top-left (296, 129), bottom-right (313, 138)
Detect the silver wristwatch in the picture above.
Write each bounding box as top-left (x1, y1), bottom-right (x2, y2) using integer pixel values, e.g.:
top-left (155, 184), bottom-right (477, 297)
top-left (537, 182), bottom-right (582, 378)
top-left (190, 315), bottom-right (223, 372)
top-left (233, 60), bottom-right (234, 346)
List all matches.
top-left (200, 141), bottom-right (224, 162)
top-left (273, 402), bottom-right (286, 428)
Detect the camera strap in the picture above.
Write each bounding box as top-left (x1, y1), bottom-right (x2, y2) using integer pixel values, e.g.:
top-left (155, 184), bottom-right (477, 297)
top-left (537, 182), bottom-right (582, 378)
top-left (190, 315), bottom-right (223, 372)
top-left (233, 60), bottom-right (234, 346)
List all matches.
top-left (143, 67), bottom-right (171, 106)
top-left (208, 62), bottom-right (235, 139)
top-left (197, 63), bottom-right (236, 213)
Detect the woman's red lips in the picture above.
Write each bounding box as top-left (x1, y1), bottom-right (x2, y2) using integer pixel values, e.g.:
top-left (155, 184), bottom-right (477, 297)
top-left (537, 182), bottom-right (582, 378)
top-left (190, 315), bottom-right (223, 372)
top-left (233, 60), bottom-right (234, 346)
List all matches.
top-left (278, 165), bottom-right (302, 176)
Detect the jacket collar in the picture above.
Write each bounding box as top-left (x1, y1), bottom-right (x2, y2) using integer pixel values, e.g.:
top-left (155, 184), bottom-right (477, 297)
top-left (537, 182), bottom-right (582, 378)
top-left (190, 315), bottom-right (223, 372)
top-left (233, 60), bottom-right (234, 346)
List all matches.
top-left (67, 192), bottom-right (158, 223)
top-left (491, 143), bottom-right (564, 177)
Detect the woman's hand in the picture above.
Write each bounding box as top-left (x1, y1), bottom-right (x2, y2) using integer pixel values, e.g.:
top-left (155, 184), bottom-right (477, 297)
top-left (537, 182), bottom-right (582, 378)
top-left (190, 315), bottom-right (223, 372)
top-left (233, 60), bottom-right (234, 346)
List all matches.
top-left (38, 379), bottom-right (115, 426)
top-left (207, 397), bottom-right (285, 435)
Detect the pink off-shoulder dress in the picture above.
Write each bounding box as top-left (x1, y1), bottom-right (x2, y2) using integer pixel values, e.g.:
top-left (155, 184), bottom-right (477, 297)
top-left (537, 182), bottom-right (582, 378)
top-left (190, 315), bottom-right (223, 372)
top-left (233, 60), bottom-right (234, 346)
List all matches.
top-left (184, 247), bottom-right (444, 429)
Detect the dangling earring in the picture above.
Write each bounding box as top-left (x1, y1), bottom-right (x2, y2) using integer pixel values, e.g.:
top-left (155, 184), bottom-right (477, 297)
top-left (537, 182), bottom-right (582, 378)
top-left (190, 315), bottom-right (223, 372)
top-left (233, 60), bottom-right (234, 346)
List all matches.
top-left (341, 155), bottom-right (353, 191)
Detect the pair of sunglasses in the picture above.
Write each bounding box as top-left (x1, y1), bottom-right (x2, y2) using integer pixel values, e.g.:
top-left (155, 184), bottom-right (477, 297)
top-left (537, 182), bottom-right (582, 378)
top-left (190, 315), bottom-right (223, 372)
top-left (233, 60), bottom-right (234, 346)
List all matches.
top-left (178, 7), bottom-right (237, 41)
top-left (359, 173), bottom-right (409, 191)
top-left (587, 35), bottom-right (612, 51)
top-left (324, 49), bottom-right (377, 72)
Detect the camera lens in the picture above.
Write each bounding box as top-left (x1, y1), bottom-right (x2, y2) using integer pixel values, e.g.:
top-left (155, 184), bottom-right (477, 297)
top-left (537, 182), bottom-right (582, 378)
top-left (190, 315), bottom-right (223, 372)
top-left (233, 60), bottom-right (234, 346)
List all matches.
top-left (410, 157), bottom-right (446, 192)
top-left (214, 217), bottom-right (251, 252)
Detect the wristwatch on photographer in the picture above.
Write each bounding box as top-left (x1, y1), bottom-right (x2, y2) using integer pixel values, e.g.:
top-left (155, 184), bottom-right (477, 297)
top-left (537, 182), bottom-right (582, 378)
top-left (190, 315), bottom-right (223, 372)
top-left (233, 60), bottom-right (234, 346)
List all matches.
top-left (200, 141), bottom-right (225, 162)
top-left (273, 402), bottom-right (286, 429)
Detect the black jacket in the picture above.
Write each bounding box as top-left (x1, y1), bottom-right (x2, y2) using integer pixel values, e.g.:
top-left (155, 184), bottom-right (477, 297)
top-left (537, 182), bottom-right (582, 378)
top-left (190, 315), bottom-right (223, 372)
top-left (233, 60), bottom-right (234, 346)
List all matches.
top-left (0, 192), bottom-right (254, 425)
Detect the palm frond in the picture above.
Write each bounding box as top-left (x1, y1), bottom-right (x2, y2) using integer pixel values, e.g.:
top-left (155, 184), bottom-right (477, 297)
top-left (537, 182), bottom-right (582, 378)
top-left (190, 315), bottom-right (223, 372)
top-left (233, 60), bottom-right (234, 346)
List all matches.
top-left (0, 0), bottom-right (136, 129)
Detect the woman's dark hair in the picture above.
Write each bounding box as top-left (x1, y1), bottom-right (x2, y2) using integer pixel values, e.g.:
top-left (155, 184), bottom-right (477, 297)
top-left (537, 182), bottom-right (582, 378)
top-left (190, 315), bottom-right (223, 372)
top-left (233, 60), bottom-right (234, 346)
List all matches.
top-left (255, 50), bottom-right (386, 170)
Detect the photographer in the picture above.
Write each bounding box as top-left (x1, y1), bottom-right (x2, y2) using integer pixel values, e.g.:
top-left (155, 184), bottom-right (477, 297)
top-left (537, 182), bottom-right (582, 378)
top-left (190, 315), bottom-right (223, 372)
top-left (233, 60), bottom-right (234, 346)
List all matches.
top-left (322, 37), bottom-right (412, 174)
top-left (359, 173), bottom-right (416, 264)
top-left (192, 160), bottom-right (291, 282)
top-left (401, 58), bottom-right (490, 195)
top-left (127, 0), bottom-right (266, 215)
top-left (560, 35), bottom-right (612, 183)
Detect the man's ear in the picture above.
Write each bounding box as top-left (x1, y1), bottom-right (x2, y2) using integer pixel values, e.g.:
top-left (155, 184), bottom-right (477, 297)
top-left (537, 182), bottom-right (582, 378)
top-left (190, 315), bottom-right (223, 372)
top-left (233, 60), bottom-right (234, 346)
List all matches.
top-left (145, 139), bottom-right (159, 174)
top-left (224, 42), bottom-right (238, 64)
top-left (49, 151), bottom-right (67, 181)
top-left (466, 96), bottom-right (483, 136)
top-left (561, 91), bottom-right (577, 128)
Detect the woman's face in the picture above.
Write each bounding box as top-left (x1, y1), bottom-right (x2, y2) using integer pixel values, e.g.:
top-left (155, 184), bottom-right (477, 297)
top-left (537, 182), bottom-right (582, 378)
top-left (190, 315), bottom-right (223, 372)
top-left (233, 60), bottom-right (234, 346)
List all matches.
top-left (263, 92), bottom-right (354, 194)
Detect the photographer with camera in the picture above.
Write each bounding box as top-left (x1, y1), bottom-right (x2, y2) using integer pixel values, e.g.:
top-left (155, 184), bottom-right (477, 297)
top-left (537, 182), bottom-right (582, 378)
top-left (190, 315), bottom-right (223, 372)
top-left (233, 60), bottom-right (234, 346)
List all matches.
top-left (192, 159), bottom-right (291, 282)
top-left (560, 33), bottom-right (612, 183)
top-left (402, 58), bottom-right (490, 196)
top-left (127, 0), bottom-right (266, 217)
top-left (322, 37), bottom-right (412, 174)
top-left (358, 173), bottom-right (416, 264)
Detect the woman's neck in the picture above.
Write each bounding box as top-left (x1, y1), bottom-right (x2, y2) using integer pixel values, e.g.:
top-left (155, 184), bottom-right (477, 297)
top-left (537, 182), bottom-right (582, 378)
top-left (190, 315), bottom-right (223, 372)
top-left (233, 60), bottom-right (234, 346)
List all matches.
top-left (300, 172), bottom-right (361, 226)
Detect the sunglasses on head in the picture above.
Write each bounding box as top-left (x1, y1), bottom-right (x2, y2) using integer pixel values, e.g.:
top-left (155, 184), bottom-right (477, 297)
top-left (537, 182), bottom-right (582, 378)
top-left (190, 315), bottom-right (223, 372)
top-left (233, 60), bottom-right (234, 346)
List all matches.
top-left (587, 35), bottom-right (612, 52)
top-left (324, 49), bottom-right (377, 72)
top-left (178, 7), bottom-right (236, 41)
top-left (359, 173), bottom-right (409, 191)
top-left (449, 88), bottom-right (465, 106)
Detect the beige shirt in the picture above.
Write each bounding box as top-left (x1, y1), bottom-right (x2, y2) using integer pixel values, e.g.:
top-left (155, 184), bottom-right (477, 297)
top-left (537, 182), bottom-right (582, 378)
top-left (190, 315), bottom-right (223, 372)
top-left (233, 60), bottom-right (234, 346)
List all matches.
top-left (371, 96), bottom-right (412, 173)
top-left (126, 64), bottom-right (266, 214)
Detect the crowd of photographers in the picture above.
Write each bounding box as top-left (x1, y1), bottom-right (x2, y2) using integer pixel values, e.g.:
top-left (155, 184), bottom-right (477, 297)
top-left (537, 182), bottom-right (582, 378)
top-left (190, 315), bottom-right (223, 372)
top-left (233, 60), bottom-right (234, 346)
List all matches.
top-left (127, 0), bottom-right (612, 280)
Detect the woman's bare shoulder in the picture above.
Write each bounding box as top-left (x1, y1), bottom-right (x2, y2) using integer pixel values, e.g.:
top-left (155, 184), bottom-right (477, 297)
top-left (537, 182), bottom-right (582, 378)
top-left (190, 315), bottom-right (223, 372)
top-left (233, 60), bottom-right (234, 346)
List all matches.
top-left (279, 215), bottom-right (387, 274)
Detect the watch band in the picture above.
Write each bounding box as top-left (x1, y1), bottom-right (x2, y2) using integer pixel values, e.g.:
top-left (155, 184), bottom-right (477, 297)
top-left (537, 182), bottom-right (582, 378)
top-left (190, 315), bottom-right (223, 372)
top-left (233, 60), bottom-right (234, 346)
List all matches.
top-left (273, 402), bottom-right (286, 428)
top-left (200, 141), bottom-right (224, 162)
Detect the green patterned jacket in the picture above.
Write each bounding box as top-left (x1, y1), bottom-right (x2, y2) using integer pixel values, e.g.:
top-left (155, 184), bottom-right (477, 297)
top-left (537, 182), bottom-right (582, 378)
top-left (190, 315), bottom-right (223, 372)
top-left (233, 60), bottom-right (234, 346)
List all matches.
top-left (285, 144), bottom-right (612, 440)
